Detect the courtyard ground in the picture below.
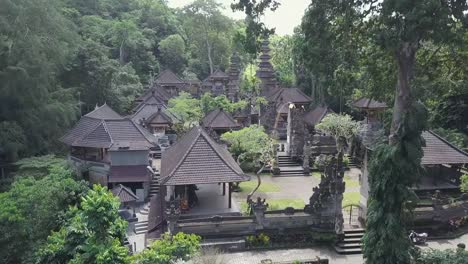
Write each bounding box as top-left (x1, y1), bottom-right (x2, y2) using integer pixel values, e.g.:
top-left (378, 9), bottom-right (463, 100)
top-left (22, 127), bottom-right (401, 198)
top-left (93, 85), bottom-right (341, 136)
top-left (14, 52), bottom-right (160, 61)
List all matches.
top-left (218, 234), bottom-right (468, 264)
top-left (232, 168), bottom-right (362, 214)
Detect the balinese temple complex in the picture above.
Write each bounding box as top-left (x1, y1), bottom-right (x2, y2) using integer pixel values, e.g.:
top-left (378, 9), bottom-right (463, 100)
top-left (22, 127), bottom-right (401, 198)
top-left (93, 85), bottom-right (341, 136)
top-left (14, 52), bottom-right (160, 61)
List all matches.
top-left (60, 104), bottom-right (158, 201)
top-left (58, 36), bottom-right (468, 253)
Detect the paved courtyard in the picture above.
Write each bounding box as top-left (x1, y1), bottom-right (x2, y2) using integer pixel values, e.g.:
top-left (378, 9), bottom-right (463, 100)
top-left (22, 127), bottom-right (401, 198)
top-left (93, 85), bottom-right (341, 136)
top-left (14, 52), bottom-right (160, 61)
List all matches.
top-left (232, 168), bottom-right (362, 212)
top-left (218, 234), bottom-right (468, 264)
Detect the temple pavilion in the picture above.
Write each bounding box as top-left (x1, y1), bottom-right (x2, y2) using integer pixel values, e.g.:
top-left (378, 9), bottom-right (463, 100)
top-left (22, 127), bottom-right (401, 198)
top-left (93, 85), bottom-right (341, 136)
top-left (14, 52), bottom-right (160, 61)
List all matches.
top-left (201, 108), bottom-right (241, 136)
top-left (159, 126), bottom-right (249, 213)
top-left (60, 104), bottom-right (158, 201)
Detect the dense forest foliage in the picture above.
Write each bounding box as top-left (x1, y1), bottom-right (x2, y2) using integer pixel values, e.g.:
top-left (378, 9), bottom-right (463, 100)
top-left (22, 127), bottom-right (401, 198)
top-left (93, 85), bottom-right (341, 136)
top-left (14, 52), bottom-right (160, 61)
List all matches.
top-left (2, 0), bottom-right (467, 162)
top-left (1, 0), bottom-right (468, 263)
top-left (0, 0), bottom-right (253, 161)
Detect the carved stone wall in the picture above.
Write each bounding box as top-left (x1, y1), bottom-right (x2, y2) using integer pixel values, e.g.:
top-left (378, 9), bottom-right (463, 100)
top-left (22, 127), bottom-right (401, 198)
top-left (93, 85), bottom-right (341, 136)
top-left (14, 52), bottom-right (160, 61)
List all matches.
top-left (288, 106), bottom-right (307, 159)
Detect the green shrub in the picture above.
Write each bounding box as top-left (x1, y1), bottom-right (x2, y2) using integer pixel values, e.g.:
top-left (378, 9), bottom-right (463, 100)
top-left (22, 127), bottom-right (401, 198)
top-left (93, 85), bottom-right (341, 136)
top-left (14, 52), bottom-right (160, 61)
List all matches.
top-left (245, 233), bottom-right (271, 247)
top-left (343, 156), bottom-right (350, 167)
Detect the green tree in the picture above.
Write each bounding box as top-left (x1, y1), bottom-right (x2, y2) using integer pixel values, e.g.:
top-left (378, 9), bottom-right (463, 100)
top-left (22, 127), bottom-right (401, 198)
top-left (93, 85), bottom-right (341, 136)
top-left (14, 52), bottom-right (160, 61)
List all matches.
top-left (415, 248), bottom-right (467, 264)
top-left (270, 35), bottom-right (296, 87)
top-left (159, 34), bottom-right (187, 74)
top-left (200, 93), bottom-right (247, 114)
top-left (0, 0), bottom-right (80, 158)
top-left (221, 125), bottom-right (275, 172)
top-left (231, 0), bottom-right (280, 55)
top-left (461, 174), bottom-right (468, 193)
top-left (0, 157), bottom-right (88, 264)
top-left (181, 0), bottom-right (236, 77)
top-left (0, 121), bottom-right (26, 162)
top-left (36, 185), bottom-right (128, 264)
top-left (132, 232), bottom-right (201, 264)
top-left (167, 92), bottom-right (203, 129)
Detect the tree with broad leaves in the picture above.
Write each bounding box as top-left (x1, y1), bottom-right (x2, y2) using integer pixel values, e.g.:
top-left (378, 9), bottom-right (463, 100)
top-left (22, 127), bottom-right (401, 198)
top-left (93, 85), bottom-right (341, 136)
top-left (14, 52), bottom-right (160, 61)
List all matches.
top-left (231, 0), bottom-right (280, 55)
top-left (35, 185), bottom-right (128, 264)
top-left (302, 1), bottom-right (468, 263)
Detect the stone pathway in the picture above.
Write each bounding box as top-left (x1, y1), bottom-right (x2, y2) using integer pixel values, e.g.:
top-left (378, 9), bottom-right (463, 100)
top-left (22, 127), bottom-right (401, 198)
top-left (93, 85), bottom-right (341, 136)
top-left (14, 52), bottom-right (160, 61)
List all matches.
top-left (218, 234), bottom-right (468, 264)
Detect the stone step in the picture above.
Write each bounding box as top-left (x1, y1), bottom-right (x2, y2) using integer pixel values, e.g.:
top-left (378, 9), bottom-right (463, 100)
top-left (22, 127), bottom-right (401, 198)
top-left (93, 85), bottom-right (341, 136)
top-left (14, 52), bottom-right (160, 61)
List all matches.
top-left (343, 237), bottom-right (362, 243)
top-left (135, 220), bottom-right (148, 227)
top-left (334, 246), bottom-right (362, 255)
top-left (344, 228), bottom-right (365, 234)
top-left (344, 233), bottom-right (364, 239)
top-left (336, 242), bottom-right (362, 249)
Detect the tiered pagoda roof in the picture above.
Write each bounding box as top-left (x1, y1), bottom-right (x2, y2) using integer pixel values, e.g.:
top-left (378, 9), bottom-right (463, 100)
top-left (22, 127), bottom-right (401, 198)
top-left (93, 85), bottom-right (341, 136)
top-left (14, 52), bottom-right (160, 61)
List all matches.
top-left (256, 39), bottom-right (278, 96)
top-left (131, 99), bottom-right (179, 126)
top-left (202, 108), bottom-right (240, 130)
top-left (160, 126), bottom-right (249, 185)
top-left (227, 53), bottom-right (241, 100)
top-left (60, 105), bottom-right (157, 150)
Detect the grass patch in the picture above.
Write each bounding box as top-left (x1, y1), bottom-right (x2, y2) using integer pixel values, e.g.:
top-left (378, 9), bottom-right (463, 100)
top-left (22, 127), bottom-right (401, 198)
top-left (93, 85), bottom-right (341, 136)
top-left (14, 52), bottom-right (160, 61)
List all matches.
top-left (311, 172), bottom-right (321, 179)
top-left (343, 192), bottom-right (360, 207)
top-left (240, 199), bottom-right (306, 215)
top-left (239, 181), bottom-right (280, 193)
top-left (344, 176), bottom-right (359, 188)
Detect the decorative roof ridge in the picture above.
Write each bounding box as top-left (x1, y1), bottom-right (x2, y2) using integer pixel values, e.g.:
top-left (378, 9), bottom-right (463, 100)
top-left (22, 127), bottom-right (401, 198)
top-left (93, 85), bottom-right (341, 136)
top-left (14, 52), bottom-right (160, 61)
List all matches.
top-left (427, 130), bottom-right (468, 157)
top-left (101, 120), bottom-right (114, 144)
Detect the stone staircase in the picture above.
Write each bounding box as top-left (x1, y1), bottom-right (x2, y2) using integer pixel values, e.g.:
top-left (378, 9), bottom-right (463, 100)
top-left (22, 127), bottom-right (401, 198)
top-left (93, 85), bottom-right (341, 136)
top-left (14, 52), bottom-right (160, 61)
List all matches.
top-left (134, 220), bottom-right (149, 235)
top-left (276, 155), bottom-right (308, 177)
top-left (139, 203), bottom-right (150, 216)
top-left (334, 228), bottom-right (364, 254)
top-left (149, 173), bottom-right (160, 198)
top-left (346, 155), bottom-right (360, 168)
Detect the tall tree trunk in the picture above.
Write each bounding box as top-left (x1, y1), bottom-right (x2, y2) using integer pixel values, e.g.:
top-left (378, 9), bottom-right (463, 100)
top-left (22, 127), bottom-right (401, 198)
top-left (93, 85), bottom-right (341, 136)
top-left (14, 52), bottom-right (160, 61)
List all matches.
top-left (206, 38), bottom-right (214, 74)
top-left (119, 39), bottom-right (126, 65)
top-left (389, 42), bottom-right (418, 145)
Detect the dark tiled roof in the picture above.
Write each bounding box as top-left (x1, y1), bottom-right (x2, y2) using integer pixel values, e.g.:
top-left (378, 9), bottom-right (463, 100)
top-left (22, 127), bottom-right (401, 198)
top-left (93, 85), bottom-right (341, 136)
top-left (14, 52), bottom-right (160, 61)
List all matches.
top-left (353, 98), bottom-right (387, 109)
top-left (268, 88), bottom-right (312, 105)
top-left (156, 69), bottom-right (185, 84)
top-left (202, 109), bottom-right (240, 129)
top-left (136, 85), bottom-right (171, 103)
top-left (304, 105), bottom-right (334, 126)
top-left (109, 165), bottom-right (151, 183)
top-left (160, 126), bottom-right (249, 185)
top-left (422, 131), bottom-right (468, 165)
top-left (61, 115), bottom-right (157, 150)
top-left (147, 109), bottom-right (173, 125)
top-left (131, 103), bottom-right (179, 125)
top-left (112, 184), bottom-right (138, 203)
top-left (85, 104), bottom-right (123, 120)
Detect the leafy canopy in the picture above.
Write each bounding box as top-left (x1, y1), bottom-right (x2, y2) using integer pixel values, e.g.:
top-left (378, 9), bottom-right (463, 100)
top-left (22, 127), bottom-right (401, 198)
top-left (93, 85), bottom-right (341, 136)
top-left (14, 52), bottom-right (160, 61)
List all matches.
top-left (35, 185), bottom-right (128, 264)
top-left (132, 232), bottom-right (201, 264)
top-left (0, 156), bottom-right (88, 264)
top-left (221, 125), bottom-right (275, 168)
